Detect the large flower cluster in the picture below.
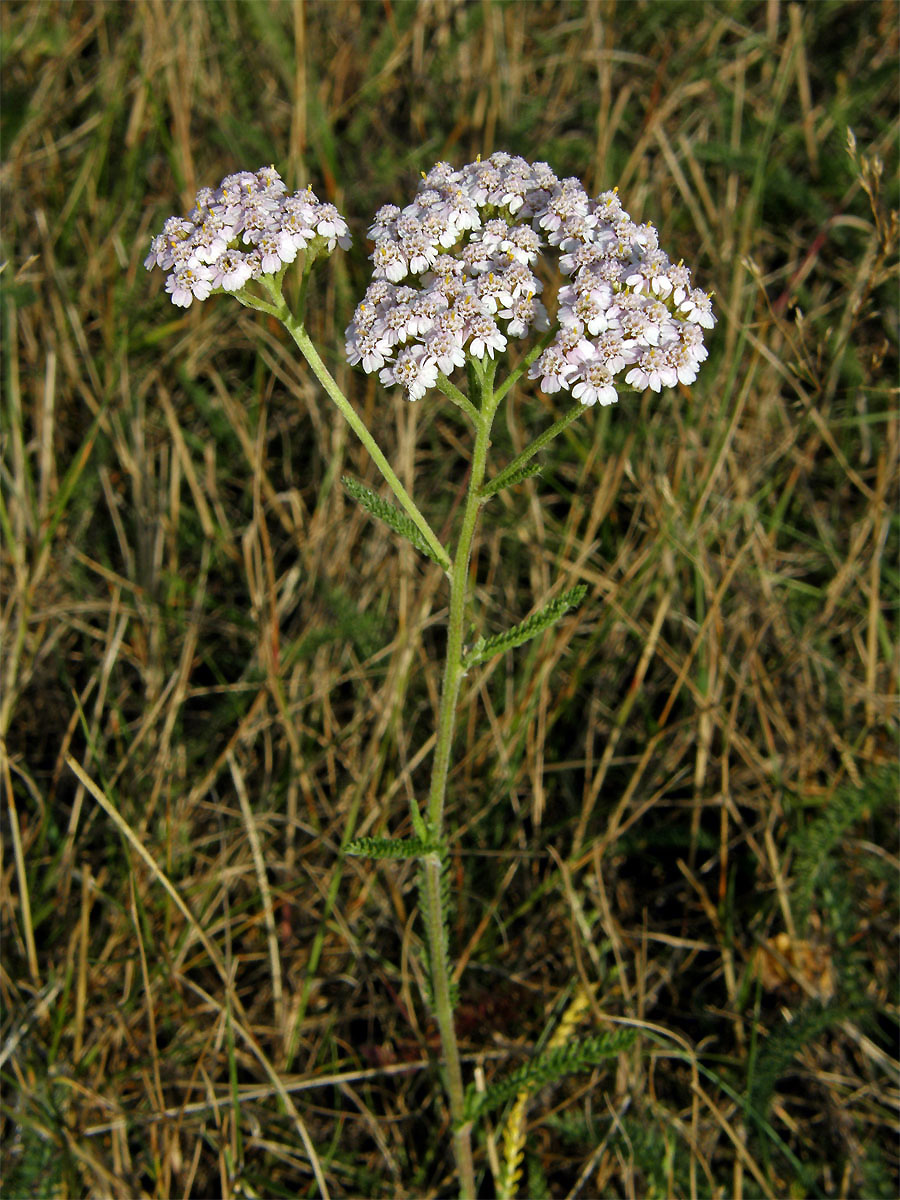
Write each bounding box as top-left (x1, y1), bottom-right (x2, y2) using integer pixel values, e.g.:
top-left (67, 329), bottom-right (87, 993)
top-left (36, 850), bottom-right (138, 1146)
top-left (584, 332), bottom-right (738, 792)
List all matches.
top-left (144, 166), bottom-right (351, 307)
top-left (345, 152), bottom-right (714, 404)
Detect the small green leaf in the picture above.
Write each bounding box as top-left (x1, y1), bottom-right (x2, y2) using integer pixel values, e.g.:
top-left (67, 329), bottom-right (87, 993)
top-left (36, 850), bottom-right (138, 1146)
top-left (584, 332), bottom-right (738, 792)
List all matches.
top-left (463, 585), bottom-right (588, 668)
top-left (345, 835), bottom-right (437, 860)
top-left (464, 1029), bottom-right (636, 1123)
top-left (480, 460), bottom-right (543, 499)
top-left (342, 476), bottom-right (447, 566)
top-left (480, 402), bottom-right (586, 498)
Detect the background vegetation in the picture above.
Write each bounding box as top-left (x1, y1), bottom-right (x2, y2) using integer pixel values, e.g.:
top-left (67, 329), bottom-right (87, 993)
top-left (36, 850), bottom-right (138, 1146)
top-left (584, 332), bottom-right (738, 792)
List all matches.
top-left (2, 1), bottom-right (897, 1196)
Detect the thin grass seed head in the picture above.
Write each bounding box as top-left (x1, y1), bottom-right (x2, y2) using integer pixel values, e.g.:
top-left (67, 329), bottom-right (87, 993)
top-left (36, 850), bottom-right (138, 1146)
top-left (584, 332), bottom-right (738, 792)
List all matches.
top-left (346, 152), bottom-right (716, 405)
top-left (144, 166), bottom-right (351, 307)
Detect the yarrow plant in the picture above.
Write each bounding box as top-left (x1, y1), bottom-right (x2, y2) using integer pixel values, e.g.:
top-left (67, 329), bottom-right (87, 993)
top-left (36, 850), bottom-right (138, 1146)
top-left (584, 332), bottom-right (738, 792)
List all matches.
top-left (146, 154), bottom-right (715, 1199)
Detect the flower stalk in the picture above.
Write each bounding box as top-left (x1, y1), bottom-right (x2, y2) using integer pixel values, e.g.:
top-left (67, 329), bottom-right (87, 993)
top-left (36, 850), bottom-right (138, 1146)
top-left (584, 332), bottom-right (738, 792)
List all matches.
top-left (274, 296), bottom-right (452, 577)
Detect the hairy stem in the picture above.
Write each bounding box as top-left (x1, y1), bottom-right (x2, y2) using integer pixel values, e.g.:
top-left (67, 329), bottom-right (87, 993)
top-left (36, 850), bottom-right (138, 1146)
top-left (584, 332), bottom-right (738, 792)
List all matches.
top-left (420, 359), bottom-right (499, 1199)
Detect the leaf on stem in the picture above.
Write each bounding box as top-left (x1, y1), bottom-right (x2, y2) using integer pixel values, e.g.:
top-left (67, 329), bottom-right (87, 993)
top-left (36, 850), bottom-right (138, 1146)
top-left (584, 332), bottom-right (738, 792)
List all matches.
top-left (480, 403), bottom-right (586, 502)
top-left (463, 1028), bottom-right (637, 1124)
top-left (345, 835), bottom-right (441, 860)
top-left (342, 476), bottom-right (447, 566)
top-left (480, 460), bottom-right (544, 499)
top-left (463, 585), bottom-right (588, 668)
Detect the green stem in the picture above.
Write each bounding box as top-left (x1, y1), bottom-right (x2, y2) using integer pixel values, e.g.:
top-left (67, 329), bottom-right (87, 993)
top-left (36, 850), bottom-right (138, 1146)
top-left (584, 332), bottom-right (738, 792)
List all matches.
top-left (420, 851), bottom-right (475, 1196)
top-left (482, 401), bottom-right (585, 500)
top-left (294, 250), bottom-right (318, 321)
top-left (420, 359), bottom-right (500, 1200)
top-left (492, 325), bottom-right (556, 405)
top-left (435, 372), bottom-right (480, 424)
top-left (265, 288), bottom-right (451, 574)
top-left (427, 381), bottom-right (497, 832)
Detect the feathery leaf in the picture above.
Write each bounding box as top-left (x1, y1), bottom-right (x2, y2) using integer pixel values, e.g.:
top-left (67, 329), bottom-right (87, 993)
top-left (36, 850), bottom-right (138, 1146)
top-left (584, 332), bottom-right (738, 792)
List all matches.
top-left (342, 476), bottom-right (447, 566)
top-left (464, 585), bottom-right (588, 668)
top-left (345, 835), bottom-right (439, 860)
top-left (480, 460), bottom-right (543, 499)
top-left (464, 1028), bottom-right (635, 1123)
top-left (791, 764), bottom-right (898, 930)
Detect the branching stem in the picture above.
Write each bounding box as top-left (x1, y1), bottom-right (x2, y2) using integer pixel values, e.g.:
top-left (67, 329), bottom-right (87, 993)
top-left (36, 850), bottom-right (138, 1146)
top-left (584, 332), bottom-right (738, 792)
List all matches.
top-left (264, 283), bottom-right (451, 576)
top-left (273, 288), bottom-right (505, 1197)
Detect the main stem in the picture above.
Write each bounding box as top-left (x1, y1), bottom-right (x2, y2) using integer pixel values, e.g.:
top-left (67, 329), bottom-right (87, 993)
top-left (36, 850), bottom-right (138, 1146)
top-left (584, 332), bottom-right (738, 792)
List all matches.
top-left (422, 364), bottom-right (498, 1200)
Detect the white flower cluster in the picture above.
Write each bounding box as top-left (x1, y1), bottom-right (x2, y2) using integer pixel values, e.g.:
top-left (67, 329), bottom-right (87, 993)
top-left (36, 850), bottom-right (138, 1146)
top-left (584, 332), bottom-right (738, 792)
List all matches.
top-left (345, 152), bottom-right (714, 404)
top-left (144, 166), bottom-right (351, 307)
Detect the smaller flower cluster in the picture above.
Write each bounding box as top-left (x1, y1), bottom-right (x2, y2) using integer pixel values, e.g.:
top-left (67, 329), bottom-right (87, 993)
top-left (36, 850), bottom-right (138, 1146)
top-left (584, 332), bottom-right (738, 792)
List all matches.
top-left (144, 166), bottom-right (351, 307)
top-left (345, 153), bottom-right (715, 405)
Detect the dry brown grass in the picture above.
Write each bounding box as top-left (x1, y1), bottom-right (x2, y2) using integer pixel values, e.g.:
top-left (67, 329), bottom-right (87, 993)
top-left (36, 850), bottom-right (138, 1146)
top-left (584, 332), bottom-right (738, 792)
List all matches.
top-left (2, 2), bottom-right (898, 1197)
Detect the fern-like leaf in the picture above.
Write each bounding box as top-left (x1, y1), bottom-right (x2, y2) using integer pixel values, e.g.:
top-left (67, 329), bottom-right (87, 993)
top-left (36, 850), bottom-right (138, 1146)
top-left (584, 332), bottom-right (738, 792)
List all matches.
top-left (464, 1028), bottom-right (635, 1123)
top-left (463, 585), bottom-right (588, 668)
top-left (480, 460), bottom-right (543, 499)
top-left (345, 835), bottom-right (438, 860)
top-left (342, 476), bottom-right (447, 566)
top-left (747, 1001), bottom-right (844, 1141)
top-left (791, 764), bottom-right (898, 930)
